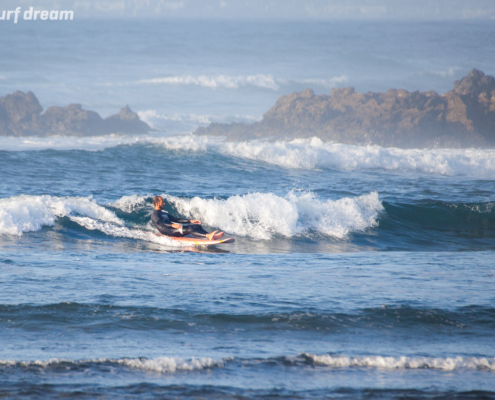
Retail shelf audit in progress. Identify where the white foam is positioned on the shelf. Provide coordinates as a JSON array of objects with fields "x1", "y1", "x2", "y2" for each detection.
[
  {"x1": 0, "y1": 134, "x2": 145, "y2": 152},
  {"x1": 116, "y1": 356, "x2": 223, "y2": 372},
  {"x1": 137, "y1": 110, "x2": 214, "y2": 128},
  {"x1": 0, "y1": 195, "x2": 122, "y2": 236},
  {"x1": 109, "y1": 194, "x2": 151, "y2": 213},
  {"x1": 137, "y1": 110, "x2": 260, "y2": 130},
  {"x1": 68, "y1": 217, "x2": 183, "y2": 247},
  {"x1": 1, "y1": 354, "x2": 493, "y2": 373},
  {"x1": 217, "y1": 137, "x2": 495, "y2": 178},
  {"x1": 304, "y1": 353, "x2": 495, "y2": 371},
  {"x1": 3, "y1": 134, "x2": 493, "y2": 178},
  {"x1": 297, "y1": 75, "x2": 348, "y2": 87},
  {"x1": 164, "y1": 191, "x2": 383, "y2": 240},
  {"x1": 136, "y1": 74, "x2": 279, "y2": 90},
  {"x1": 0, "y1": 356, "x2": 224, "y2": 373},
  {"x1": 0, "y1": 194, "x2": 193, "y2": 247}
]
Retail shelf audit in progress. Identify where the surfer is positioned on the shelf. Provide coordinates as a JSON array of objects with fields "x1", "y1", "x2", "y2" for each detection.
[{"x1": 151, "y1": 196, "x2": 224, "y2": 240}]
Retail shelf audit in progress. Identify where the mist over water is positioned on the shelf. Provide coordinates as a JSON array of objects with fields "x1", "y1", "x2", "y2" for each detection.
[{"x1": 1, "y1": 19, "x2": 495, "y2": 399}]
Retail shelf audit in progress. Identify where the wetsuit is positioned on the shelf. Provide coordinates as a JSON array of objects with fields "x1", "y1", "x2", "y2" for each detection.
[{"x1": 151, "y1": 209, "x2": 210, "y2": 238}]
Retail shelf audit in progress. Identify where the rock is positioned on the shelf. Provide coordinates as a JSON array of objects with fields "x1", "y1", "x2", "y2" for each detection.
[
  {"x1": 195, "y1": 69, "x2": 495, "y2": 148},
  {"x1": 41, "y1": 104, "x2": 106, "y2": 136},
  {"x1": 0, "y1": 91, "x2": 43, "y2": 136},
  {"x1": 104, "y1": 105, "x2": 150, "y2": 135},
  {"x1": 0, "y1": 92, "x2": 151, "y2": 137}
]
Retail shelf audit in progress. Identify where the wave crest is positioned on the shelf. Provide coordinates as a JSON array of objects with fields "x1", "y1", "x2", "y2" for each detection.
[
  {"x1": 0, "y1": 195, "x2": 122, "y2": 236},
  {"x1": 2, "y1": 135, "x2": 494, "y2": 179},
  {"x1": 165, "y1": 191, "x2": 383, "y2": 239},
  {"x1": 1, "y1": 354, "x2": 493, "y2": 373},
  {"x1": 0, "y1": 356, "x2": 224, "y2": 373},
  {"x1": 136, "y1": 74, "x2": 278, "y2": 90},
  {"x1": 217, "y1": 137, "x2": 495, "y2": 178},
  {"x1": 302, "y1": 353, "x2": 495, "y2": 371}
]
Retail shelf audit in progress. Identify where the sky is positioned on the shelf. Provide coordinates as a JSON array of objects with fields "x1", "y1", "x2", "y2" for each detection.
[{"x1": 1, "y1": 0, "x2": 495, "y2": 20}]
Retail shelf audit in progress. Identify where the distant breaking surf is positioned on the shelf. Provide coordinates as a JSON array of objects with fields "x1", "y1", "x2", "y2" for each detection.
[
  {"x1": 1, "y1": 135, "x2": 494, "y2": 178},
  {"x1": 1, "y1": 353, "x2": 493, "y2": 373}
]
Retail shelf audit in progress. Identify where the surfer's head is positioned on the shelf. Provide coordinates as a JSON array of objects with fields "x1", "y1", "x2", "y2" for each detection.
[{"x1": 153, "y1": 196, "x2": 164, "y2": 210}]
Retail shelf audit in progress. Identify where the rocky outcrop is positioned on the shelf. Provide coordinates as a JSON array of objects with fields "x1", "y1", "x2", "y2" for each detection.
[
  {"x1": 0, "y1": 91, "x2": 151, "y2": 137},
  {"x1": 195, "y1": 69, "x2": 495, "y2": 148}
]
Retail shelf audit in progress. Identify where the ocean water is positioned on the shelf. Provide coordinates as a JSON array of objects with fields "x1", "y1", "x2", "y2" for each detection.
[{"x1": 1, "y1": 20, "x2": 495, "y2": 399}]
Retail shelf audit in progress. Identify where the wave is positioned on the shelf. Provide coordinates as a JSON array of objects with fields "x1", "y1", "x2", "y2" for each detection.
[
  {"x1": 2, "y1": 135, "x2": 494, "y2": 179},
  {"x1": 137, "y1": 110, "x2": 214, "y2": 127},
  {"x1": 0, "y1": 356, "x2": 224, "y2": 373},
  {"x1": 0, "y1": 195, "x2": 122, "y2": 236},
  {"x1": 135, "y1": 74, "x2": 350, "y2": 91},
  {"x1": 301, "y1": 354, "x2": 495, "y2": 371},
  {"x1": 214, "y1": 137, "x2": 495, "y2": 178},
  {"x1": 0, "y1": 134, "x2": 146, "y2": 152},
  {"x1": 0, "y1": 195, "x2": 184, "y2": 246},
  {"x1": 136, "y1": 74, "x2": 279, "y2": 90},
  {"x1": 137, "y1": 110, "x2": 260, "y2": 130},
  {"x1": 164, "y1": 191, "x2": 383, "y2": 239},
  {"x1": 1, "y1": 353, "x2": 493, "y2": 373},
  {"x1": 0, "y1": 192, "x2": 383, "y2": 242},
  {"x1": 108, "y1": 194, "x2": 151, "y2": 213},
  {"x1": 4, "y1": 303, "x2": 492, "y2": 333},
  {"x1": 2, "y1": 193, "x2": 493, "y2": 247},
  {"x1": 293, "y1": 75, "x2": 348, "y2": 87}
]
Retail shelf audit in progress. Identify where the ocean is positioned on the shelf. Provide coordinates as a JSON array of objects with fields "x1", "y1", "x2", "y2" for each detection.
[{"x1": 0, "y1": 19, "x2": 494, "y2": 399}]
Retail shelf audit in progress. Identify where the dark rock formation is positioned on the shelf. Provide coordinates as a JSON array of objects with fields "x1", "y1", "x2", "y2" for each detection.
[
  {"x1": 0, "y1": 91, "x2": 151, "y2": 137},
  {"x1": 195, "y1": 69, "x2": 495, "y2": 148}
]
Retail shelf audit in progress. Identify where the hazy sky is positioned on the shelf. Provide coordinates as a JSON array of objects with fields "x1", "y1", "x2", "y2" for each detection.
[{"x1": 2, "y1": 0, "x2": 495, "y2": 20}]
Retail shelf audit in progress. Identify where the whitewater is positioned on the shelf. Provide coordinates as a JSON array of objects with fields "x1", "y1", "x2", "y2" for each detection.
[
  {"x1": 2, "y1": 134, "x2": 495, "y2": 178},
  {"x1": 0, "y1": 191, "x2": 384, "y2": 241}
]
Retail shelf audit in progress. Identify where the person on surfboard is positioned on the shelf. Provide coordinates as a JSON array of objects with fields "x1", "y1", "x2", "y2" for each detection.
[{"x1": 151, "y1": 196, "x2": 224, "y2": 240}]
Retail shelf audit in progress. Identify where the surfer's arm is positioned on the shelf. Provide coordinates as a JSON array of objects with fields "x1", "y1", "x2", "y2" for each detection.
[{"x1": 155, "y1": 218, "x2": 182, "y2": 230}]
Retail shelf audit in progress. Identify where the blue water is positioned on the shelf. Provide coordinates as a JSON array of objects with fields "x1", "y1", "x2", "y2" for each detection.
[{"x1": 1, "y1": 20, "x2": 495, "y2": 399}]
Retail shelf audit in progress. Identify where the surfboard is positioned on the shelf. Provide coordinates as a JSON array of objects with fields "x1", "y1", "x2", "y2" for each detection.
[
  {"x1": 136, "y1": 230, "x2": 235, "y2": 246},
  {"x1": 164, "y1": 235, "x2": 235, "y2": 246}
]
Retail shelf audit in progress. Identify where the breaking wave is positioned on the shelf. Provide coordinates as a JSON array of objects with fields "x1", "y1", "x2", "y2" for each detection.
[
  {"x1": 1, "y1": 353, "x2": 493, "y2": 373},
  {"x1": 0, "y1": 356, "x2": 224, "y2": 373},
  {"x1": 137, "y1": 110, "x2": 260, "y2": 130},
  {"x1": 0, "y1": 195, "x2": 182, "y2": 246},
  {"x1": 2, "y1": 135, "x2": 494, "y2": 179},
  {"x1": 0, "y1": 195, "x2": 122, "y2": 236},
  {"x1": 0, "y1": 192, "x2": 383, "y2": 242},
  {"x1": 135, "y1": 74, "x2": 349, "y2": 91},
  {"x1": 214, "y1": 137, "x2": 495, "y2": 178},
  {"x1": 301, "y1": 353, "x2": 495, "y2": 371},
  {"x1": 136, "y1": 74, "x2": 279, "y2": 90},
  {"x1": 164, "y1": 191, "x2": 383, "y2": 240}
]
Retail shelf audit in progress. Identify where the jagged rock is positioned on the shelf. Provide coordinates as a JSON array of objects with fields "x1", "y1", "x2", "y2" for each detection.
[
  {"x1": 195, "y1": 69, "x2": 495, "y2": 148},
  {"x1": 0, "y1": 92, "x2": 151, "y2": 137},
  {"x1": 104, "y1": 105, "x2": 151, "y2": 135}
]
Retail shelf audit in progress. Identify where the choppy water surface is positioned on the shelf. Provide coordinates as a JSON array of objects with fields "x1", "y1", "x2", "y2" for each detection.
[{"x1": 1, "y1": 20, "x2": 494, "y2": 399}]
